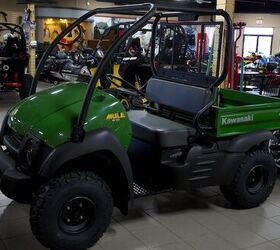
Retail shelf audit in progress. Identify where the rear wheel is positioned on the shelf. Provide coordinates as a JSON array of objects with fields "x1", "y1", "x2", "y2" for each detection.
[
  {"x1": 220, "y1": 150, "x2": 276, "y2": 208},
  {"x1": 30, "y1": 171, "x2": 113, "y2": 250},
  {"x1": 19, "y1": 74, "x2": 33, "y2": 100}
]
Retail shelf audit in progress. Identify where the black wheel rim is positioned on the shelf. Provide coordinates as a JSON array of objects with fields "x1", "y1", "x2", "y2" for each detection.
[
  {"x1": 59, "y1": 197, "x2": 96, "y2": 235},
  {"x1": 246, "y1": 165, "x2": 267, "y2": 194},
  {"x1": 269, "y1": 130, "x2": 280, "y2": 167}
]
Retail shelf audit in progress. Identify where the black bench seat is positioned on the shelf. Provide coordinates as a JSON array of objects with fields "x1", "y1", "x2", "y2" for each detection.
[
  {"x1": 128, "y1": 110, "x2": 196, "y2": 148},
  {"x1": 127, "y1": 78, "x2": 211, "y2": 148}
]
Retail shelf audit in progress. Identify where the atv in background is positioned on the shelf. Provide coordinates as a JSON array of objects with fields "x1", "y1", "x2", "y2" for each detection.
[
  {"x1": 40, "y1": 22, "x2": 153, "y2": 89},
  {"x1": 42, "y1": 49, "x2": 96, "y2": 85},
  {"x1": 0, "y1": 22, "x2": 32, "y2": 99}
]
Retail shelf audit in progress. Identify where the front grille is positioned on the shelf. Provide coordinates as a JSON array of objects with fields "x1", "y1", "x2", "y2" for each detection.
[
  {"x1": 5, "y1": 134, "x2": 23, "y2": 148},
  {"x1": 3, "y1": 128, "x2": 24, "y2": 157},
  {"x1": 2, "y1": 126, "x2": 52, "y2": 175}
]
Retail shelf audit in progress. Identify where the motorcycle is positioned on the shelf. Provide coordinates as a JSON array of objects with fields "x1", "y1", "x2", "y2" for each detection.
[{"x1": 42, "y1": 49, "x2": 97, "y2": 84}]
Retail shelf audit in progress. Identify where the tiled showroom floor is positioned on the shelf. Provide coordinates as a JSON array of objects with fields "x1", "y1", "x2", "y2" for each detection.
[{"x1": 1, "y1": 90, "x2": 280, "y2": 250}]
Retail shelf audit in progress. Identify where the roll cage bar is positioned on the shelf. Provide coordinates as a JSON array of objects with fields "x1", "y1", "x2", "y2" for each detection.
[
  {"x1": 30, "y1": 3, "x2": 233, "y2": 142},
  {"x1": 0, "y1": 12, "x2": 7, "y2": 23},
  {"x1": 0, "y1": 23, "x2": 26, "y2": 49}
]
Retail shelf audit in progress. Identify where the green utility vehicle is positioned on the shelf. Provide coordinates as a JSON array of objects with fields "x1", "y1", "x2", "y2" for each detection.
[{"x1": 0, "y1": 4, "x2": 279, "y2": 250}]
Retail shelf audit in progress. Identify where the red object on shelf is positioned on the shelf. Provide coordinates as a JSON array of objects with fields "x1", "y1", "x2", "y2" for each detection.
[
  {"x1": 118, "y1": 28, "x2": 125, "y2": 38},
  {"x1": 3, "y1": 82, "x2": 23, "y2": 88},
  {"x1": 13, "y1": 71, "x2": 20, "y2": 82},
  {"x1": 227, "y1": 22, "x2": 246, "y2": 90},
  {"x1": 196, "y1": 33, "x2": 207, "y2": 60},
  {"x1": 60, "y1": 38, "x2": 73, "y2": 50}
]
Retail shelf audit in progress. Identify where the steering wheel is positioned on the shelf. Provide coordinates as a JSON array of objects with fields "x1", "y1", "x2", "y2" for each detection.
[
  {"x1": 58, "y1": 25, "x2": 82, "y2": 46},
  {"x1": 105, "y1": 74, "x2": 145, "y2": 97},
  {"x1": 105, "y1": 74, "x2": 148, "y2": 110}
]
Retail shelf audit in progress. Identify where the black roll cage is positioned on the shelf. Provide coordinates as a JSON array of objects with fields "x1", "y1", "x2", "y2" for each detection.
[
  {"x1": 0, "y1": 12, "x2": 7, "y2": 23},
  {"x1": 29, "y1": 3, "x2": 233, "y2": 142}
]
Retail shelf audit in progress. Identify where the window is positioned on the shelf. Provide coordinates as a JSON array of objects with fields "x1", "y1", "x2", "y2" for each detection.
[
  {"x1": 244, "y1": 27, "x2": 273, "y2": 35},
  {"x1": 243, "y1": 27, "x2": 274, "y2": 57}
]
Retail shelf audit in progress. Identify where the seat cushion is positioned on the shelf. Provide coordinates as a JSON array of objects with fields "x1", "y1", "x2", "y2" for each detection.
[
  {"x1": 128, "y1": 110, "x2": 196, "y2": 148},
  {"x1": 146, "y1": 78, "x2": 211, "y2": 115}
]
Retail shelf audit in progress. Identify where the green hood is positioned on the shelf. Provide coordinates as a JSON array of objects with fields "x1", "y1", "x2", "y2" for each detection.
[
  {"x1": 8, "y1": 83, "x2": 132, "y2": 149},
  {"x1": 8, "y1": 83, "x2": 86, "y2": 133}
]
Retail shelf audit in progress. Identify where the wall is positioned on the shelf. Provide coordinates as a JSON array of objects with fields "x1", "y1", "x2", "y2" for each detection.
[
  {"x1": 0, "y1": 0, "x2": 115, "y2": 40},
  {"x1": 0, "y1": 0, "x2": 115, "y2": 18},
  {"x1": 37, "y1": 0, "x2": 115, "y2": 9},
  {"x1": 234, "y1": 13, "x2": 280, "y2": 56},
  {"x1": 0, "y1": 1, "x2": 25, "y2": 11},
  {"x1": 0, "y1": 2, "x2": 26, "y2": 24},
  {"x1": 0, "y1": 0, "x2": 118, "y2": 24}
]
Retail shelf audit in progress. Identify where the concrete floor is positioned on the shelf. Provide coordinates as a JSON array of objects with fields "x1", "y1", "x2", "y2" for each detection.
[{"x1": 1, "y1": 90, "x2": 280, "y2": 250}]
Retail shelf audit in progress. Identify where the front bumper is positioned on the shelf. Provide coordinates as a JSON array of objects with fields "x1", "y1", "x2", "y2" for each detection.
[{"x1": 0, "y1": 146, "x2": 32, "y2": 202}]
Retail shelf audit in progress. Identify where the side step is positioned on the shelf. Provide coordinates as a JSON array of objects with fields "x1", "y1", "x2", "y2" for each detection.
[{"x1": 133, "y1": 183, "x2": 173, "y2": 199}]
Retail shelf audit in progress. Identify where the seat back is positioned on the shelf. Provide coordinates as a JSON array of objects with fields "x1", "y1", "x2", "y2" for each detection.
[{"x1": 146, "y1": 78, "x2": 211, "y2": 115}]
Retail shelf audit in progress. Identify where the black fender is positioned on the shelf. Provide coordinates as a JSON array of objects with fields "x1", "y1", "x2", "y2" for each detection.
[
  {"x1": 39, "y1": 128, "x2": 134, "y2": 202},
  {"x1": 223, "y1": 130, "x2": 275, "y2": 153}
]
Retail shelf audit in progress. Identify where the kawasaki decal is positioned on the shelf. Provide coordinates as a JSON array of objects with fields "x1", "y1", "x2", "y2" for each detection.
[{"x1": 222, "y1": 114, "x2": 254, "y2": 126}]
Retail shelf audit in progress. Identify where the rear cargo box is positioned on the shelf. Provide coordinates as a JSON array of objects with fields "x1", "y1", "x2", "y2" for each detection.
[{"x1": 213, "y1": 89, "x2": 280, "y2": 137}]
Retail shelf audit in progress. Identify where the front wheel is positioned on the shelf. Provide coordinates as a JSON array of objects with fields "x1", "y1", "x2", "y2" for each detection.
[
  {"x1": 220, "y1": 150, "x2": 277, "y2": 208},
  {"x1": 30, "y1": 171, "x2": 113, "y2": 250}
]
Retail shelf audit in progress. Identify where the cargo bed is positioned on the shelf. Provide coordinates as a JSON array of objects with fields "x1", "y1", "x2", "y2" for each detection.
[{"x1": 213, "y1": 89, "x2": 280, "y2": 137}]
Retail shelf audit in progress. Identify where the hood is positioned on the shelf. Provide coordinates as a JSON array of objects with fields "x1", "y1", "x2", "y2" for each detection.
[
  {"x1": 8, "y1": 83, "x2": 87, "y2": 135},
  {"x1": 7, "y1": 83, "x2": 132, "y2": 149}
]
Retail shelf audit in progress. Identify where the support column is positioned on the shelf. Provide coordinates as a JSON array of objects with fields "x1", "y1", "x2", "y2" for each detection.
[
  {"x1": 216, "y1": 0, "x2": 235, "y2": 88},
  {"x1": 28, "y1": 4, "x2": 36, "y2": 77}
]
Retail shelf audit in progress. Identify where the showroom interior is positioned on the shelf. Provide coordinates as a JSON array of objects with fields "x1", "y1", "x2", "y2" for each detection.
[{"x1": 1, "y1": 0, "x2": 280, "y2": 250}]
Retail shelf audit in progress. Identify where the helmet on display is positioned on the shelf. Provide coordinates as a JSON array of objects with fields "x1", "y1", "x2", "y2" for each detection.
[{"x1": 3, "y1": 32, "x2": 14, "y2": 45}]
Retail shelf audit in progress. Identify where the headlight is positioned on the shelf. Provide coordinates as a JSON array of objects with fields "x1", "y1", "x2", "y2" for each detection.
[{"x1": 20, "y1": 138, "x2": 41, "y2": 173}]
